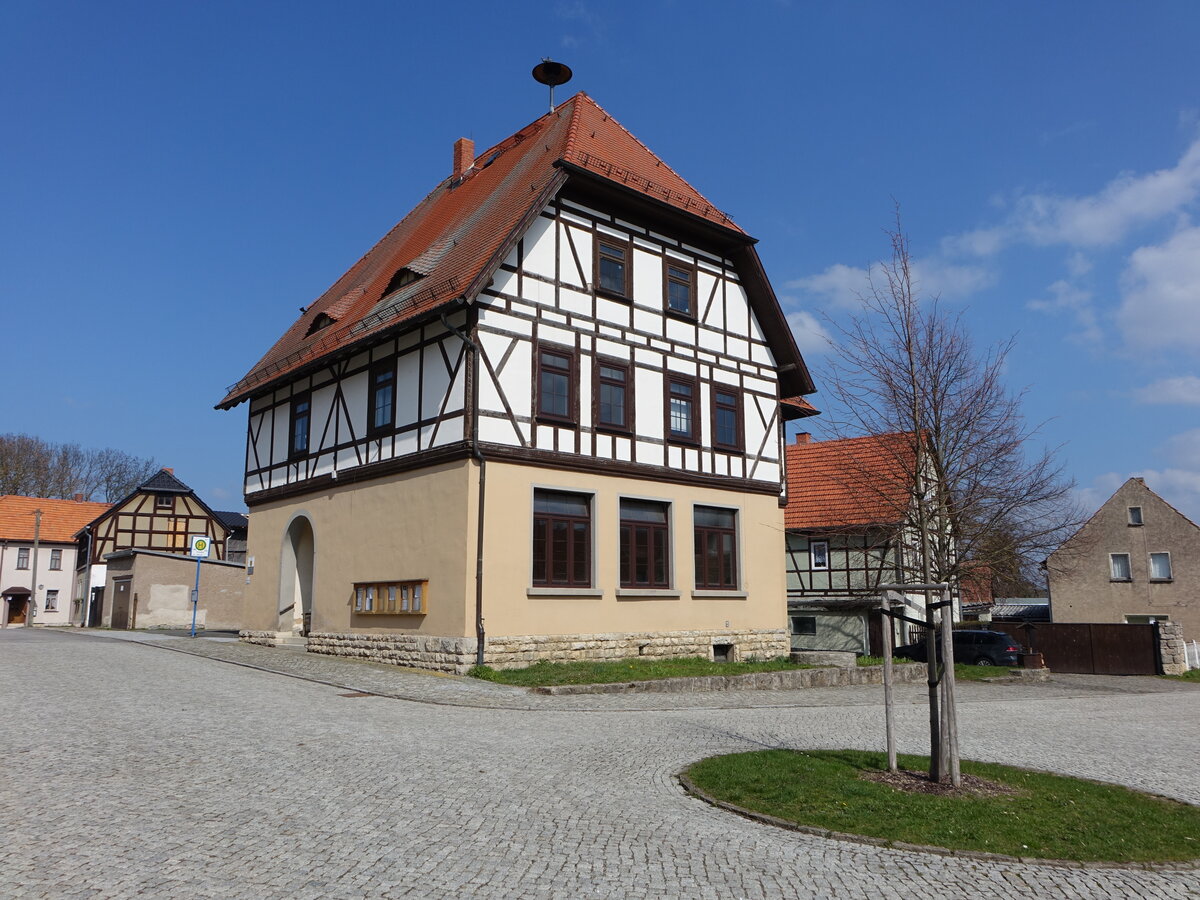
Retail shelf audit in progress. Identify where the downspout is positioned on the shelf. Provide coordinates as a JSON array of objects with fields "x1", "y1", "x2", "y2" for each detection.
[
  {"x1": 80, "y1": 527, "x2": 94, "y2": 627},
  {"x1": 440, "y1": 309, "x2": 487, "y2": 667}
]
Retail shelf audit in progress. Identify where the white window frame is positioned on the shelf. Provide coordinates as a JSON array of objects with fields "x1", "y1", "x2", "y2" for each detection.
[
  {"x1": 1149, "y1": 552, "x2": 1173, "y2": 581},
  {"x1": 1109, "y1": 552, "x2": 1132, "y2": 581},
  {"x1": 44, "y1": 589, "x2": 59, "y2": 612},
  {"x1": 811, "y1": 540, "x2": 830, "y2": 571}
]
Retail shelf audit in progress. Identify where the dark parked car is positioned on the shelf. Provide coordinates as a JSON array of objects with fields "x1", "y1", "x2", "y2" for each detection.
[{"x1": 894, "y1": 630, "x2": 1024, "y2": 666}]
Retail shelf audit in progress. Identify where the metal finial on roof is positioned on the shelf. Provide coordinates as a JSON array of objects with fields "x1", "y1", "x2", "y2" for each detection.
[{"x1": 532, "y1": 59, "x2": 573, "y2": 113}]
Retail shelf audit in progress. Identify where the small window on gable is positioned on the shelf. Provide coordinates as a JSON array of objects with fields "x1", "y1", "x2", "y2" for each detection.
[
  {"x1": 305, "y1": 312, "x2": 336, "y2": 337},
  {"x1": 155, "y1": 494, "x2": 173, "y2": 510},
  {"x1": 595, "y1": 238, "x2": 630, "y2": 299},
  {"x1": 664, "y1": 259, "x2": 695, "y2": 317},
  {"x1": 1128, "y1": 506, "x2": 1143, "y2": 526}
]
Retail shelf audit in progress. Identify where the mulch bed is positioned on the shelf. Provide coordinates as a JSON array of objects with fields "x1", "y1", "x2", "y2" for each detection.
[{"x1": 862, "y1": 768, "x2": 1025, "y2": 798}]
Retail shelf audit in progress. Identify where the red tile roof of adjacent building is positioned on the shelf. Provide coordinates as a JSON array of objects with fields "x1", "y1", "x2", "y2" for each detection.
[
  {"x1": 0, "y1": 495, "x2": 113, "y2": 543},
  {"x1": 785, "y1": 433, "x2": 916, "y2": 530},
  {"x1": 218, "y1": 92, "x2": 809, "y2": 410}
]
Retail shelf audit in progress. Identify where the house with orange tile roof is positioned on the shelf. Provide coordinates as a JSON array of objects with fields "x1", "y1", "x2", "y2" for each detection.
[
  {"x1": 784, "y1": 431, "x2": 944, "y2": 654},
  {"x1": 218, "y1": 91, "x2": 818, "y2": 671},
  {"x1": 0, "y1": 494, "x2": 111, "y2": 626}
]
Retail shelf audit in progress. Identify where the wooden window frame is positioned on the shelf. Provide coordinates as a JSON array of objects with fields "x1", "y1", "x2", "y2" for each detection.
[
  {"x1": 810, "y1": 540, "x2": 829, "y2": 571},
  {"x1": 536, "y1": 343, "x2": 578, "y2": 426},
  {"x1": 367, "y1": 361, "x2": 396, "y2": 438},
  {"x1": 532, "y1": 489, "x2": 592, "y2": 588},
  {"x1": 663, "y1": 258, "x2": 697, "y2": 318},
  {"x1": 694, "y1": 505, "x2": 738, "y2": 590},
  {"x1": 154, "y1": 494, "x2": 173, "y2": 511},
  {"x1": 288, "y1": 392, "x2": 311, "y2": 461},
  {"x1": 49, "y1": 549, "x2": 62, "y2": 571},
  {"x1": 594, "y1": 236, "x2": 632, "y2": 300},
  {"x1": 619, "y1": 499, "x2": 671, "y2": 589},
  {"x1": 711, "y1": 386, "x2": 743, "y2": 452},
  {"x1": 593, "y1": 357, "x2": 632, "y2": 435},
  {"x1": 353, "y1": 579, "x2": 428, "y2": 615},
  {"x1": 665, "y1": 374, "x2": 700, "y2": 446}
]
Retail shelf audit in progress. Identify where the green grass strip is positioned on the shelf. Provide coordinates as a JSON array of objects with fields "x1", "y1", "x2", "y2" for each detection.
[
  {"x1": 685, "y1": 749, "x2": 1200, "y2": 862},
  {"x1": 467, "y1": 656, "x2": 812, "y2": 686}
]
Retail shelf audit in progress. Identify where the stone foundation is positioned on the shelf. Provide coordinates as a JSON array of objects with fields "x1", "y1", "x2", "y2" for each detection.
[
  {"x1": 295, "y1": 628, "x2": 791, "y2": 675},
  {"x1": 1157, "y1": 622, "x2": 1188, "y2": 676},
  {"x1": 239, "y1": 630, "x2": 278, "y2": 647}
]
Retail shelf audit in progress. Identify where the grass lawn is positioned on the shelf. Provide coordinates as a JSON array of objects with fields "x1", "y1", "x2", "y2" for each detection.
[
  {"x1": 856, "y1": 656, "x2": 1013, "y2": 681},
  {"x1": 1163, "y1": 668, "x2": 1200, "y2": 682},
  {"x1": 467, "y1": 656, "x2": 811, "y2": 686},
  {"x1": 684, "y1": 749, "x2": 1200, "y2": 862}
]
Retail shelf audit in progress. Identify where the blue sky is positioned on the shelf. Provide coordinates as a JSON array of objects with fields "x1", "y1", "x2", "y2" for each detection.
[{"x1": 3, "y1": 1, "x2": 1198, "y2": 520}]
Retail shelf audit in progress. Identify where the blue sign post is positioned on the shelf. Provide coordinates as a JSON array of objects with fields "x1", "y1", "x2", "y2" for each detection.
[{"x1": 188, "y1": 536, "x2": 211, "y2": 637}]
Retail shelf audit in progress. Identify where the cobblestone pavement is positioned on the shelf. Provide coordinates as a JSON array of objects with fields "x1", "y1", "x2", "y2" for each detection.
[{"x1": 2, "y1": 629, "x2": 1197, "y2": 899}]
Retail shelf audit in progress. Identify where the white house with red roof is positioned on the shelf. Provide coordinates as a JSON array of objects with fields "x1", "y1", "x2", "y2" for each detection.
[
  {"x1": 219, "y1": 91, "x2": 818, "y2": 671},
  {"x1": 0, "y1": 495, "x2": 111, "y2": 626}
]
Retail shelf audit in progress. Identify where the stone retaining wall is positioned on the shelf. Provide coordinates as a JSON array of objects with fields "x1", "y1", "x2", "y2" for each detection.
[
  {"x1": 536, "y1": 662, "x2": 930, "y2": 695},
  {"x1": 239, "y1": 630, "x2": 277, "y2": 647},
  {"x1": 1158, "y1": 622, "x2": 1188, "y2": 676},
  {"x1": 293, "y1": 628, "x2": 791, "y2": 675}
]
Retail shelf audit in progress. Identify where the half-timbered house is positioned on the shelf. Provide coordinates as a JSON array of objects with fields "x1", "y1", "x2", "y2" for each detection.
[
  {"x1": 219, "y1": 92, "x2": 817, "y2": 672},
  {"x1": 784, "y1": 432, "x2": 928, "y2": 654},
  {"x1": 74, "y1": 468, "x2": 236, "y2": 628}
]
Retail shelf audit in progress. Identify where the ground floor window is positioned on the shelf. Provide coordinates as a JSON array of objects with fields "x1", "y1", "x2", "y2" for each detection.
[
  {"x1": 619, "y1": 499, "x2": 670, "y2": 588},
  {"x1": 790, "y1": 615, "x2": 817, "y2": 635},
  {"x1": 694, "y1": 505, "x2": 738, "y2": 589},
  {"x1": 44, "y1": 589, "x2": 59, "y2": 612},
  {"x1": 532, "y1": 490, "x2": 592, "y2": 587}
]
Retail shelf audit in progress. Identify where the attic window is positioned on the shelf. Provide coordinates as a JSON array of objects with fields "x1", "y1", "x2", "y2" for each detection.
[
  {"x1": 482, "y1": 150, "x2": 501, "y2": 168},
  {"x1": 305, "y1": 312, "x2": 336, "y2": 336},
  {"x1": 383, "y1": 267, "x2": 423, "y2": 298}
]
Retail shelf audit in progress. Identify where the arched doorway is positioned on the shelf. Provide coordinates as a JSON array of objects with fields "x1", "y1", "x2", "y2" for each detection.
[
  {"x1": 279, "y1": 516, "x2": 315, "y2": 635},
  {"x1": 3, "y1": 588, "x2": 31, "y2": 626}
]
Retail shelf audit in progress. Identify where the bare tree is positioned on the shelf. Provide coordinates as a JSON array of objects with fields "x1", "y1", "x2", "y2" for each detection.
[
  {"x1": 0, "y1": 434, "x2": 157, "y2": 501},
  {"x1": 818, "y1": 214, "x2": 1083, "y2": 590}
]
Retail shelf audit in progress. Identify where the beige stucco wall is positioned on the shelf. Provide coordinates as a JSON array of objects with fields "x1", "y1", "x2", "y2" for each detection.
[
  {"x1": 1049, "y1": 478, "x2": 1200, "y2": 641},
  {"x1": 102, "y1": 551, "x2": 245, "y2": 630},
  {"x1": 241, "y1": 459, "x2": 475, "y2": 638},
  {"x1": 479, "y1": 460, "x2": 787, "y2": 640}
]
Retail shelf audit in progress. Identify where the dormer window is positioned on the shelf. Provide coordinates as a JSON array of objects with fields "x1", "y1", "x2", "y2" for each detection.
[
  {"x1": 1128, "y1": 506, "x2": 1143, "y2": 526},
  {"x1": 305, "y1": 312, "x2": 335, "y2": 337},
  {"x1": 382, "y1": 267, "x2": 423, "y2": 298}
]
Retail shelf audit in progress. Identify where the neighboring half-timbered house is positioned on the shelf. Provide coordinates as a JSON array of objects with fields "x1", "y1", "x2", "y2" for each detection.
[
  {"x1": 784, "y1": 432, "x2": 928, "y2": 654},
  {"x1": 74, "y1": 468, "x2": 235, "y2": 627},
  {"x1": 219, "y1": 92, "x2": 818, "y2": 672}
]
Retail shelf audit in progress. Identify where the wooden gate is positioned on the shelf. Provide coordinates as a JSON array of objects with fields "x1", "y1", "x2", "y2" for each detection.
[{"x1": 990, "y1": 622, "x2": 1158, "y2": 675}]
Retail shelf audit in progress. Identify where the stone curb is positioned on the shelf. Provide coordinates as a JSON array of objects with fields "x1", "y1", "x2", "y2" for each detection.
[
  {"x1": 677, "y1": 772, "x2": 1200, "y2": 871},
  {"x1": 533, "y1": 663, "x2": 930, "y2": 695}
]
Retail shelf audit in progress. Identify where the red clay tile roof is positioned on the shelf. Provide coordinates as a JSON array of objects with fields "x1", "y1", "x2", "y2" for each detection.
[
  {"x1": 218, "y1": 93, "x2": 806, "y2": 410},
  {"x1": 0, "y1": 495, "x2": 112, "y2": 543},
  {"x1": 781, "y1": 396, "x2": 820, "y2": 419},
  {"x1": 785, "y1": 433, "x2": 916, "y2": 530}
]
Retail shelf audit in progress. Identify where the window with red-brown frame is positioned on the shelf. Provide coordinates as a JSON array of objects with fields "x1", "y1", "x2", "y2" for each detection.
[
  {"x1": 532, "y1": 490, "x2": 592, "y2": 587},
  {"x1": 694, "y1": 505, "x2": 738, "y2": 590},
  {"x1": 536, "y1": 344, "x2": 577, "y2": 425},
  {"x1": 711, "y1": 387, "x2": 743, "y2": 451},
  {"x1": 594, "y1": 359, "x2": 631, "y2": 433},
  {"x1": 619, "y1": 499, "x2": 670, "y2": 589},
  {"x1": 595, "y1": 237, "x2": 632, "y2": 299},
  {"x1": 666, "y1": 375, "x2": 699, "y2": 444}
]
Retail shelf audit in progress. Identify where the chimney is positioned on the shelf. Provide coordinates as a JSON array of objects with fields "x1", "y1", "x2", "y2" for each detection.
[
  {"x1": 74, "y1": 493, "x2": 84, "y2": 502},
  {"x1": 453, "y1": 138, "x2": 474, "y2": 179},
  {"x1": 795, "y1": 433, "x2": 812, "y2": 444},
  {"x1": 163, "y1": 467, "x2": 174, "y2": 475}
]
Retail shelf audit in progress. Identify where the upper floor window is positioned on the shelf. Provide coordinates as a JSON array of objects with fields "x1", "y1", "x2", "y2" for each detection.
[
  {"x1": 289, "y1": 393, "x2": 311, "y2": 459},
  {"x1": 811, "y1": 541, "x2": 829, "y2": 570},
  {"x1": 1109, "y1": 553, "x2": 1131, "y2": 581},
  {"x1": 664, "y1": 260, "x2": 695, "y2": 317},
  {"x1": 49, "y1": 549, "x2": 62, "y2": 570},
  {"x1": 1127, "y1": 506, "x2": 1143, "y2": 526},
  {"x1": 712, "y1": 388, "x2": 742, "y2": 451},
  {"x1": 532, "y1": 489, "x2": 591, "y2": 587},
  {"x1": 1149, "y1": 552, "x2": 1173, "y2": 581},
  {"x1": 537, "y1": 345, "x2": 576, "y2": 424},
  {"x1": 620, "y1": 499, "x2": 670, "y2": 589},
  {"x1": 16, "y1": 548, "x2": 29, "y2": 569},
  {"x1": 667, "y1": 376, "x2": 698, "y2": 444},
  {"x1": 694, "y1": 506, "x2": 738, "y2": 590},
  {"x1": 595, "y1": 238, "x2": 630, "y2": 298},
  {"x1": 595, "y1": 360, "x2": 631, "y2": 432},
  {"x1": 369, "y1": 363, "x2": 396, "y2": 436},
  {"x1": 155, "y1": 494, "x2": 173, "y2": 510}
]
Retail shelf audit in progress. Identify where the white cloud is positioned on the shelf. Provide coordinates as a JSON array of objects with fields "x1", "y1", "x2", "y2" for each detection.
[
  {"x1": 1026, "y1": 280, "x2": 1102, "y2": 344},
  {"x1": 1077, "y1": 431, "x2": 1200, "y2": 524},
  {"x1": 1163, "y1": 428, "x2": 1200, "y2": 470},
  {"x1": 1116, "y1": 224, "x2": 1200, "y2": 351},
  {"x1": 946, "y1": 136, "x2": 1200, "y2": 256},
  {"x1": 786, "y1": 263, "x2": 867, "y2": 309},
  {"x1": 786, "y1": 310, "x2": 832, "y2": 356},
  {"x1": 1130, "y1": 376, "x2": 1200, "y2": 405}
]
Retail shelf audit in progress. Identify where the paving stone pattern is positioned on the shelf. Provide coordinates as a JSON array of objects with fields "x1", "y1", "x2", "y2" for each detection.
[{"x1": 2, "y1": 628, "x2": 1198, "y2": 899}]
